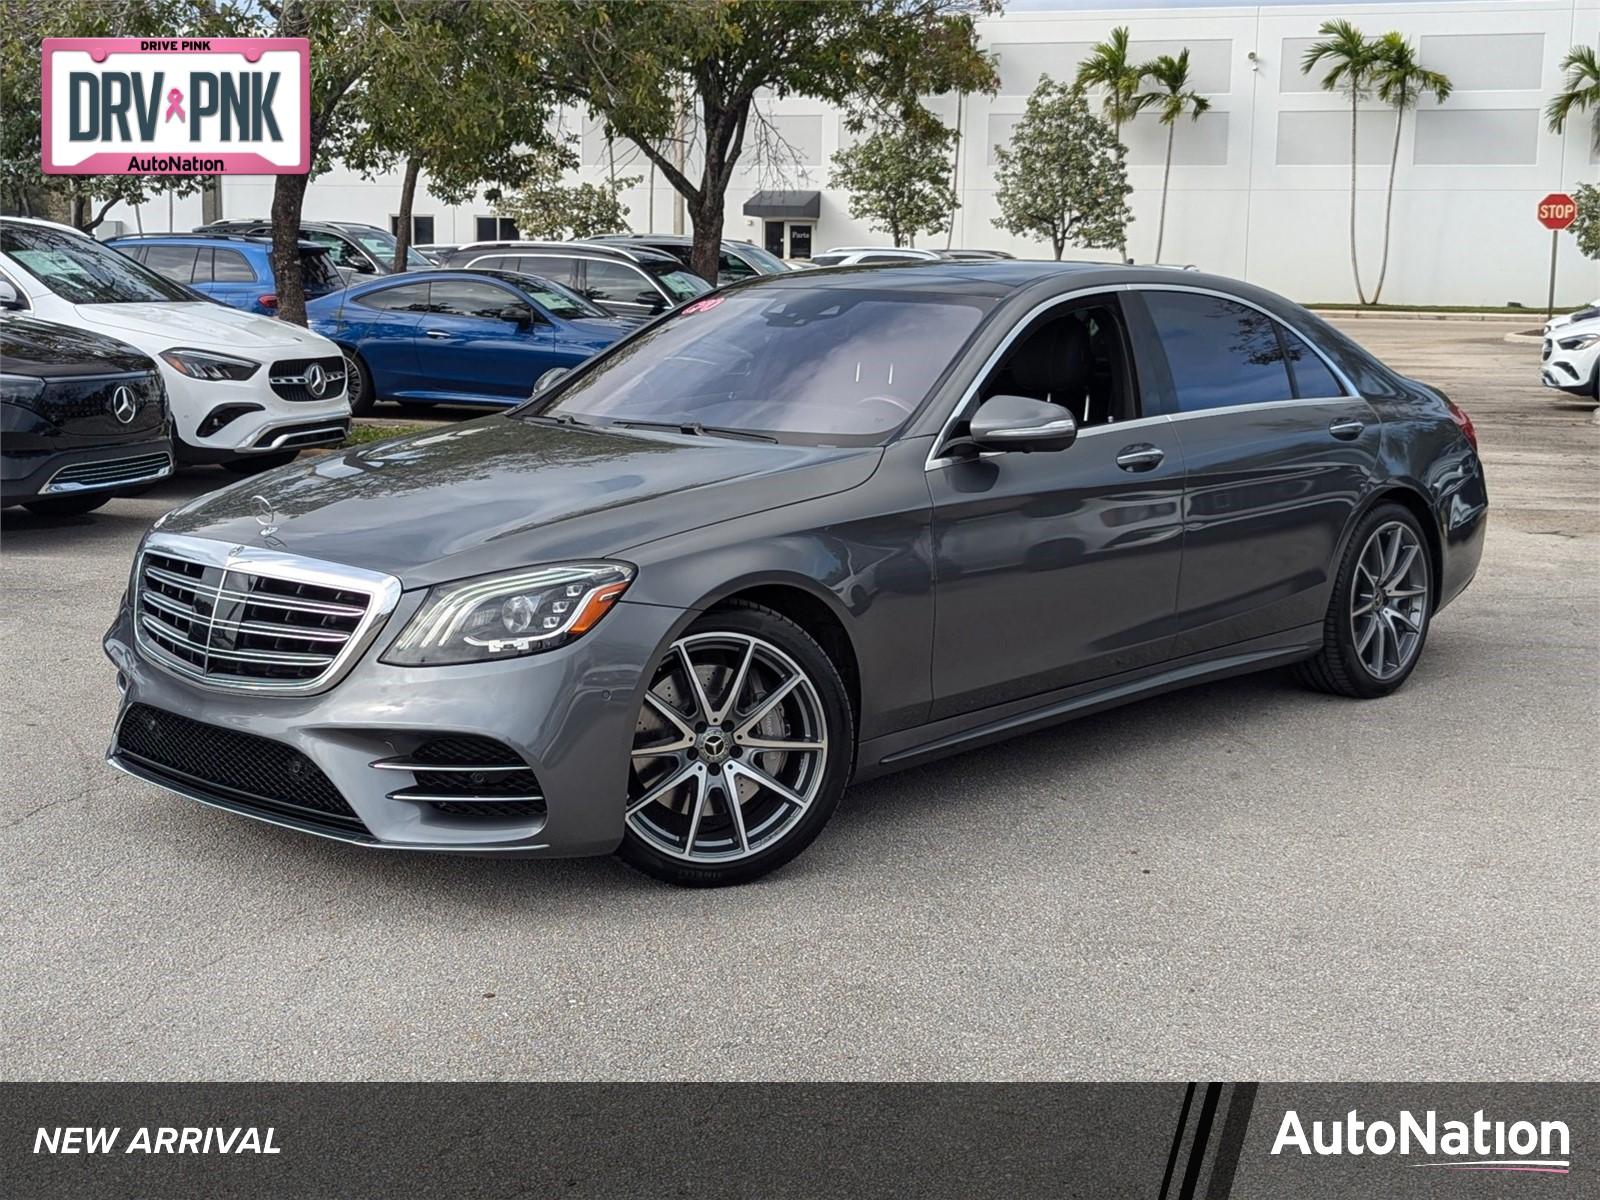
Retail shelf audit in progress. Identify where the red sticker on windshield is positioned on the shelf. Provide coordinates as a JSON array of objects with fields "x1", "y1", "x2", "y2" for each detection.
[{"x1": 681, "y1": 296, "x2": 724, "y2": 315}]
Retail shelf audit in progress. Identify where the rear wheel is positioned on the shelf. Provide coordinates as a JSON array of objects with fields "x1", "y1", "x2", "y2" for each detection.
[
  {"x1": 1295, "y1": 503, "x2": 1433, "y2": 698},
  {"x1": 21, "y1": 493, "x2": 110, "y2": 517},
  {"x1": 344, "y1": 350, "x2": 376, "y2": 416},
  {"x1": 617, "y1": 603, "x2": 853, "y2": 887},
  {"x1": 221, "y1": 451, "x2": 297, "y2": 476}
]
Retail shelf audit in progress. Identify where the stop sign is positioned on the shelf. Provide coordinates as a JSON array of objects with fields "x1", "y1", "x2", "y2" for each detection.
[{"x1": 1537, "y1": 192, "x2": 1577, "y2": 230}]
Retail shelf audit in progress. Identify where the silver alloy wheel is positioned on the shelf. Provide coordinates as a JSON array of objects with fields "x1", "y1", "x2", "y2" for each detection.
[
  {"x1": 1350, "y1": 520, "x2": 1429, "y2": 681},
  {"x1": 344, "y1": 355, "x2": 365, "y2": 407},
  {"x1": 626, "y1": 632, "x2": 829, "y2": 864}
]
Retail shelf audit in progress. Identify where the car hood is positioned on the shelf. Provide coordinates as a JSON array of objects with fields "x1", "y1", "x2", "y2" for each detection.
[
  {"x1": 564, "y1": 316, "x2": 634, "y2": 345},
  {"x1": 157, "y1": 415, "x2": 882, "y2": 588},
  {"x1": 72, "y1": 302, "x2": 334, "y2": 350}
]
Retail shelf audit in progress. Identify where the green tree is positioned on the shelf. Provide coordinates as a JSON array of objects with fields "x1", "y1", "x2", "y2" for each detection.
[
  {"x1": 0, "y1": 0, "x2": 242, "y2": 229},
  {"x1": 991, "y1": 77, "x2": 1130, "y2": 260},
  {"x1": 829, "y1": 122, "x2": 957, "y2": 247},
  {"x1": 1302, "y1": 19, "x2": 1380, "y2": 304},
  {"x1": 1569, "y1": 182, "x2": 1600, "y2": 261},
  {"x1": 1135, "y1": 50, "x2": 1210, "y2": 263},
  {"x1": 1074, "y1": 25, "x2": 1145, "y2": 260},
  {"x1": 1369, "y1": 32, "x2": 1450, "y2": 303},
  {"x1": 501, "y1": 141, "x2": 638, "y2": 239},
  {"x1": 1546, "y1": 45, "x2": 1600, "y2": 153},
  {"x1": 531, "y1": 0, "x2": 998, "y2": 282}
]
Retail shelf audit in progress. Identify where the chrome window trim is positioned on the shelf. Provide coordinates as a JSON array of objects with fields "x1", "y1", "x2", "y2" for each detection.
[
  {"x1": 925, "y1": 284, "x2": 1130, "y2": 471},
  {"x1": 465, "y1": 252, "x2": 666, "y2": 302},
  {"x1": 1126, "y1": 281, "x2": 1361, "y2": 402},
  {"x1": 132, "y1": 532, "x2": 403, "y2": 696},
  {"x1": 1165, "y1": 395, "x2": 1357, "y2": 422}
]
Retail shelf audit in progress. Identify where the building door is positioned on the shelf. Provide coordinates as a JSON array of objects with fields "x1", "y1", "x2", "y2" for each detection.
[
  {"x1": 786, "y1": 223, "x2": 813, "y2": 259},
  {"x1": 763, "y1": 221, "x2": 815, "y2": 259},
  {"x1": 764, "y1": 221, "x2": 785, "y2": 258}
]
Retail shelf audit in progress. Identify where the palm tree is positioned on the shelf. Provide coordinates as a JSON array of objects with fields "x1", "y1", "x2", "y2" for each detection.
[
  {"x1": 1370, "y1": 33, "x2": 1451, "y2": 303},
  {"x1": 1136, "y1": 50, "x2": 1210, "y2": 263},
  {"x1": 1076, "y1": 27, "x2": 1146, "y2": 261},
  {"x1": 1302, "y1": 20, "x2": 1379, "y2": 304},
  {"x1": 1547, "y1": 45, "x2": 1600, "y2": 153}
]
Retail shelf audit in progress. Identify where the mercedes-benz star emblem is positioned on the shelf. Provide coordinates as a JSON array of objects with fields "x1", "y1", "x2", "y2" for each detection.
[
  {"x1": 304, "y1": 362, "x2": 327, "y2": 399},
  {"x1": 253, "y1": 495, "x2": 279, "y2": 537},
  {"x1": 110, "y1": 385, "x2": 138, "y2": 424}
]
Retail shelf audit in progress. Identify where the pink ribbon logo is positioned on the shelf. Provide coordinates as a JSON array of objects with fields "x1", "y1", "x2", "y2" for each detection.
[{"x1": 164, "y1": 87, "x2": 185, "y2": 123}]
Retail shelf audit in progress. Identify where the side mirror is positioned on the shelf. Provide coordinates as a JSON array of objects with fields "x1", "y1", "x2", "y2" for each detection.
[
  {"x1": 0, "y1": 279, "x2": 24, "y2": 310},
  {"x1": 968, "y1": 394, "x2": 1078, "y2": 453},
  {"x1": 351, "y1": 259, "x2": 377, "y2": 275},
  {"x1": 532, "y1": 367, "x2": 568, "y2": 396},
  {"x1": 499, "y1": 304, "x2": 533, "y2": 327}
]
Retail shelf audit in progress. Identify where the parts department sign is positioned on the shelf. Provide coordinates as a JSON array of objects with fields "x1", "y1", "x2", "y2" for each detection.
[{"x1": 41, "y1": 38, "x2": 309, "y2": 175}]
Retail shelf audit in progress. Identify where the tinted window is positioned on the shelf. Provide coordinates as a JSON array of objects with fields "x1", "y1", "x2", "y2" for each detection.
[
  {"x1": 810, "y1": 254, "x2": 846, "y2": 266},
  {"x1": 585, "y1": 260, "x2": 657, "y2": 307},
  {"x1": 504, "y1": 255, "x2": 577, "y2": 288},
  {"x1": 304, "y1": 230, "x2": 366, "y2": 270},
  {"x1": 646, "y1": 263, "x2": 712, "y2": 300},
  {"x1": 144, "y1": 245, "x2": 200, "y2": 282},
  {"x1": 1281, "y1": 326, "x2": 1345, "y2": 398},
  {"x1": 470, "y1": 256, "x2": 510, "y2": 272},
  {"x1": 358, "y1": 282, "x2": 431, "y2": 312},
  {"x1": 212, "y1": 248, "x2": 256, "y2": 282},
  {"x1": 718, "y1": 252, "x2": 757, "y2": 282},
  {"x1": 300, "y1": 250, "x2": 340, "y2": 288},
  {"x1": 1143, "y1": 292, "x2": 1294, "y2": 412},
  {"x1": 543, "y1": 287, "x2": 996, "y2": 444},
  {"x1": 428, "y1": 279, "x2": 520, "y2": 320},
  {"x1": 190, "y1": 247, "x2": 214, "y2": 283},
  {"x1": 2, "y1": 224, "x2": 193, "y2": 304},
  {"x1": 347, "y1": 226, "x2": 428, "y2": 268},
  {"x1": 509, "y1": 278, "x2": 603, "y2": 321},
  {"x1": 732, "y1": 243, "x2": 787, "y2": 274}
]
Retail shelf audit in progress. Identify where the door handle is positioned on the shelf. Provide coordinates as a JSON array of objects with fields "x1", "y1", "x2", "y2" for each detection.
[
  {"x1": 424, "y1": 329, "x2": 451, "y2": 339},
  {"x1": 1115, "y1": 444, "x2": 1165, "y2": 472},
  {"x1": 1328, "y1": 418, "x2": 1365, "y2": 440}
]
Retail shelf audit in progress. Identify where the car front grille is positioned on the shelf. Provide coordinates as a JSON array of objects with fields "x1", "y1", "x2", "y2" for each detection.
[
  {"x1": 115, "y1": 703, "x2": 366, "y2": 833},
  {"x1": 44, "y1": 450, "x2": 172, "y2": 494},
  {"x1": 372, "y1": 735, "x2": 546, "y2": 819},
  {"x1": 268, "y1": 356, "x2": 347, "y2": 403},
  {"x1": 132, "y1": 537, "x2": 397, "y2": 693}
]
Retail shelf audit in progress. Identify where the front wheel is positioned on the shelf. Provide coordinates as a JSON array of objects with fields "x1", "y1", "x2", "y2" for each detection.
[
  {"x1": 618, "y1": 602, "x2": 853, "y2": 887},
  {"x1": 1295, "y1": 503, "x2": 1434, "y2": 698},
  {"x1": 343, "y1": 350, "x2": 376, "y2": 416}
]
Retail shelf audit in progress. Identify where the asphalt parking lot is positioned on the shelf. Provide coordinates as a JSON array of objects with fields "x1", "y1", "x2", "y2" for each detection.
[{"x1": 2, "y1": 318, "x2": 1596, "y2": 1082}]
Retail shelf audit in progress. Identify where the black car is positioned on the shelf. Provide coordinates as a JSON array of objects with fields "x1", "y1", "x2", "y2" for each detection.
[
  {"x1": 2, "y1": 315, "x2": 172, "y2": 516},
  {"x1": 195, "y1": 219, "x2": 430, "y2": 276},
  {"x1": 105, "y1": 262, "x2": 1486, "y2": 886},
  {"x1": 584, "y1": 234, "x2": 791, "y2": 284},
  {"x1": 436, "y1": 241, "x2": 712, "y2": 320}
]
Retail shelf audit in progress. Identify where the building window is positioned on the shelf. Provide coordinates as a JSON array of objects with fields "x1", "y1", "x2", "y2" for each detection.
[
  {"x1": 475, "y1": 216, "x2": 519, "y2": 242},
  {"x1": 389, "y1": 214, "x2": 437, "y2": 243}
]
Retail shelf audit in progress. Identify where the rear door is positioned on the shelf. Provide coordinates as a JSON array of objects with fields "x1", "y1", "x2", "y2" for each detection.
[
  {"x1": 416, "y1": 278, "x2": 553, "y2": 403},
  {"x1": 1130, "y1": 287, "x2": 1381, "y2": 656}
]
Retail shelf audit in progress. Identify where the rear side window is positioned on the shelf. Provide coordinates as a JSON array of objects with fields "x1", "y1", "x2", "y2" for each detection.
[
  {"x1": 1281, "y1": 326, "x2": 1345, "y2": 398},
  {"x1": 358, "y1": 282, "x2": 431, "y2": 312},
  {"x1": 584, "y1": 259, "x2": 654, "y2": 305},
  {"x1": 505, "y1": 255, "x2": 577, "y2": 288},
  {"x1": 143, "y1": 245, "x2": 200, "y2": 283},
  {"x1": 212, "y1": 248, "x2": 256, "y2": 282},
  {"x1": 1142, "y1": 292, "x2": 1294, "y2": 412}
]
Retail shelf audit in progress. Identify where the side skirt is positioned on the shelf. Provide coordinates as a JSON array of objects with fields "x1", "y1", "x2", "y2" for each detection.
[{"x1": 852, "y1": 623, "x2": 1323, "y2": 782}]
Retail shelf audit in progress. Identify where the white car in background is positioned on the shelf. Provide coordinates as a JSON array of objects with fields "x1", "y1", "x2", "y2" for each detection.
[
  {"x1": 1541, "y1": 308, "x2": 1600, "y2": 401},
  {"x1": 809, "y1": 246, "x2": 944, "y2": 267},
  {"x1": 0, "y1": 217, "x2": 350, "y2": 474}
]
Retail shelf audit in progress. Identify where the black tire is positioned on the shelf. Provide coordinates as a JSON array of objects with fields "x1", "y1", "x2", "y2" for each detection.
[
  {"x1": 21, "y1": 492, "x2": 111, "y2": 517},
  {"x1": 1295, "y1": 502, "x2": 1434, "y2": 699},
  {"x1": 343, "y1": 350, "x2": 376, "y2": 416},
  {"x1": 617, "y1": 601, "x2": 854, "y2": 887},
  {"x1": 221, "y1": 451, "x2": 298, "y2": 476}
]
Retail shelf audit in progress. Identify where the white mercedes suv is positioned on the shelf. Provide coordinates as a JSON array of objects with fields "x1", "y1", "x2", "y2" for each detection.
[
  {"x1": 0, "y1": 217, "x2": 350, "y2": 473},
  {"x1": 1542, "y1": 305, "x2": 1600, "y2": 402}
]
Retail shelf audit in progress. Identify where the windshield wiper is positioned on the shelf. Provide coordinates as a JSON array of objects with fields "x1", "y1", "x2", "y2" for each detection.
[{"x1": 607, "y1": 418, "x2": 776, "y2": 443}]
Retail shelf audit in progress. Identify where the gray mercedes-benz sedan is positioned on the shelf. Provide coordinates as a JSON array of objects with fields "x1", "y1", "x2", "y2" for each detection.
[{"x1": 104, "y1": 261, "x2": 1488, "y2": 886}]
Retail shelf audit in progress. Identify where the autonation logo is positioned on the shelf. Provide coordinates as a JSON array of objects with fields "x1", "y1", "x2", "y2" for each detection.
[{"x1": 1272, "y1": 1109, "x2": 1571, "y2": 1175}]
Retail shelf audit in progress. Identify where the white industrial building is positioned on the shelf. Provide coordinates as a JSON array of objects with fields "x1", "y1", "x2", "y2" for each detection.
[{"x1": 110, "y1": 0, "x2": 1600, "y2": 306}]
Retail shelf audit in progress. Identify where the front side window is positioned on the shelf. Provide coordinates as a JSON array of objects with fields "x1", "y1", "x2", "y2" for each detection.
[
  {"x1": 977, "y1": 299, "x2": 1138, "y2": 429},
  {"x1": 540, "y1": 286, "x2": 996, "y2": 444},
  {"x1": 1, "y1": 223, "x2": 193, "y2": 304},
  {"x1": 357, "y1": 282, "x2": 432, "y2": 313},
  {"x1": 1142, "y1": 291, "x2": 1295, "y2": 413},
  {"x1": 427, "y1": 279, "x2": 522, "y2": 320}
]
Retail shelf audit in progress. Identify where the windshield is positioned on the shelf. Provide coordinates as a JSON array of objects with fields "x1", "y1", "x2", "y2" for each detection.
[
  {"x1": 645, "y1": 264, "x2": 712, "y2": 301},
  {"x1": 347, "y1": 227, "x2": 431, "y2": 268},
  {"x1": 1, "y1": 223, "x2": 194, "y2": 304},
  {"x1": 542, "y1": 286, "x2": 995, "y2": 444},
  {"x1": 301, "y1": 249, "x2": 340, "y2": 288},
  {"x1": 512, "y1": 276, "x2": 606, "y2": 320},
  {"x1": 733, "y1": 243, "x2": 788, "y2": 274}
]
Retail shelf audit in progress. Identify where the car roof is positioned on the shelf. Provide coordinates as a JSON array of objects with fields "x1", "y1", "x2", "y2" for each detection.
[
  {"x1": 456, "y1": 240, "x2": 682, "y2": 266},
  {"x1": 738, "y1": 257, "x2": 1271, "y2": 298},
  {"x1": 0, "y1": 215, "x2": 92, "y2": 238},
  {"x1": 106, "y1": 232, "x2": 323, "y2": 252},
  {"x1": 588, "y1": 234, "x2": 760, "y2": 251}
]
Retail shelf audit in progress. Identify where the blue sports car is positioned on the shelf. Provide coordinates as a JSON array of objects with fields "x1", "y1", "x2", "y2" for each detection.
[{"x1": 307, "y1": 269, "x2": 634, "y2": 413}]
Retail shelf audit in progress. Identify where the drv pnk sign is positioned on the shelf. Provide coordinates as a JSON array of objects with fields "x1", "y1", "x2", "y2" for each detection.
[{"x1": 41, "y1": 38, "x2": 309, "y2": 175}]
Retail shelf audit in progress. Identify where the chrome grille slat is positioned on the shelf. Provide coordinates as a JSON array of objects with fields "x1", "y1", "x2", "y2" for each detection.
[
  {"x1": 132, "y1": 534, "x2": 400, "y2": 694},
  {"x1": 43, "y1": 451, "x2": 173, "y2": 494}
]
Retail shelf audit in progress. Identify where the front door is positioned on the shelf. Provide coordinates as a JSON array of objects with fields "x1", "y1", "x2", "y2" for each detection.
[
  {"x1": 927, "y1": 295, "x2": 1186, "y2": 720},
  {"x1": 415, "y1": 278, "x2": 552, "y2": 403},
  {"x1": 1131, "y1": 288, "x2": 1383, "y2": 655}
]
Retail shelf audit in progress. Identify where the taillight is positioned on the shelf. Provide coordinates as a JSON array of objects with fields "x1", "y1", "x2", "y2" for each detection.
[
  {"x1": 258, "y1": 293, "x2": 279, "y2": 311},
  {"x1": 1443, "y1": 396, "x2": 1477, "y2": 452}
]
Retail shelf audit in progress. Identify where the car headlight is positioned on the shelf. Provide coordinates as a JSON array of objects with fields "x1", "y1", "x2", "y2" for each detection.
[
  {"x1": 382, "y1": 562, "x2": 634, "y2": 666},
  {"x1": 160, "y1": 348, "x2": 261, "y2": 381},
  {"x1": 1557, "y1": 333, "x2": 1599, "y2": 351},
  {"x1": 0, "y1": 373, "x2": 45, "y2": 406}
]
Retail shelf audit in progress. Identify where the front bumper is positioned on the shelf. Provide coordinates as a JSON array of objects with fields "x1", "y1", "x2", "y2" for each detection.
[
  {"x1": 103, "y1": 592, "x2": 688, "y2": 857},
  {"x1": 2, "y1": 436, "x2": 174, "y2": 506},
  {"x1": 1540, "y1": 341, "x2": 1599, "y2": 398}
]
